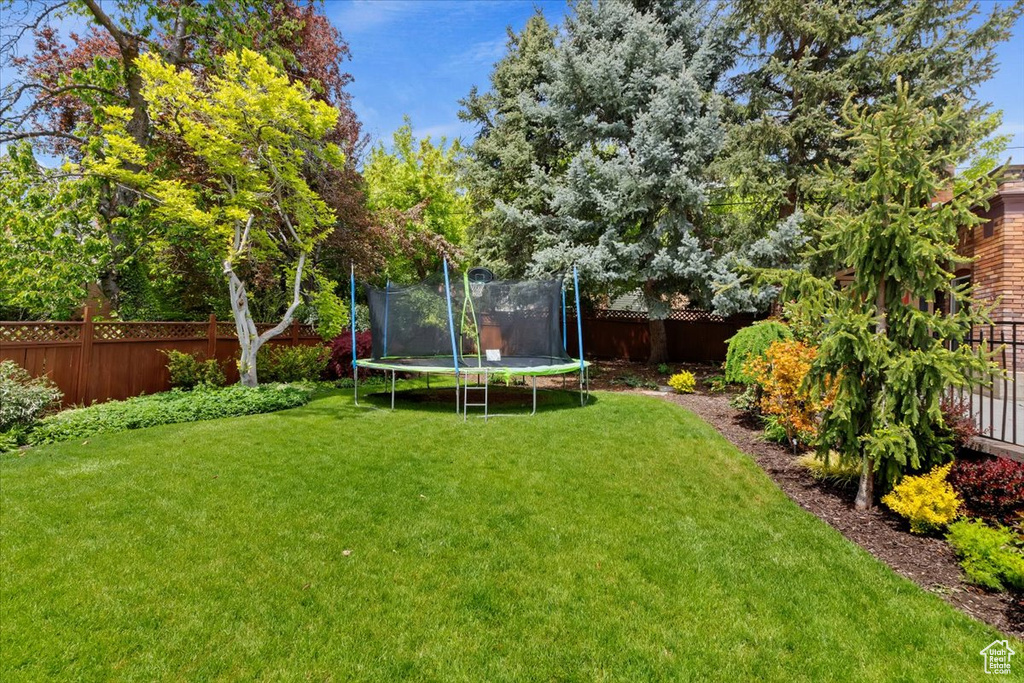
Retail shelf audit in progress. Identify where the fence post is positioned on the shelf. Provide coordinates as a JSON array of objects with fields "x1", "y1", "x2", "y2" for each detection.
[
  {"x1": 207, "y1": 314, "x2": 217, "y2": 358},
  {"x1": 291, "y1": 319, "x2": 300, "y2": 346},
  {"x1": 76, "y1": 307, "x2": 94, "y2": 405}
]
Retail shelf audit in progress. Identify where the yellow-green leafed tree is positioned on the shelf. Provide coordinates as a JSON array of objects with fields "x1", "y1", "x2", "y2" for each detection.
[
  {"x1": 362, "y1": 121, "x2": 472, "y2": 281},
  {"x1": 87, "y1": 49, "x2": 345, "y2": 386}
]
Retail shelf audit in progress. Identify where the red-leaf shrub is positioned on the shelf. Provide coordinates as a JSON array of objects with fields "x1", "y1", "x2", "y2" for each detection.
[
  {"x1": 327, "y1": 331, "x2": 372, "y2": 379},
  {"x1": 949, "y1": 457, "x2": 1024, "y2": 527},
  {"x1": 939, "y1": 396, "x2": 979, "y2": 450}
]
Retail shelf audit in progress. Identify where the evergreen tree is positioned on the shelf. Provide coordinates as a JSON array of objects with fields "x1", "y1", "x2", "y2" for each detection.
[
  {"x1": 523, "y1": 0, "x2": 733, "y2": 363},
  {"x1": 781, "y1": 81, "x2": 998, "y2": 509},
  {"x1": 722, "y1": 0, "x2": 1021, "y2": 228},
  {"x1": 458, "y1": 12, "x2": 559, "y2": 278}
]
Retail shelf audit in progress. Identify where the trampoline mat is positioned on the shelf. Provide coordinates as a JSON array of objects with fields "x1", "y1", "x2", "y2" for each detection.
[{"x1": 356, "y1": 356, "x2": 587, "y2": 376}]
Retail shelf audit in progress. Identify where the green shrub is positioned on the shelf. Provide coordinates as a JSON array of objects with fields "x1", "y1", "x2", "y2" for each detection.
[
  {"x1": 946, "y1": 519, "x2": 1024, "y2": 592},
  {"x1": 258, "y1": 344, "x2": 330, "y2": 382},
  {"x1": 29, "y1": 384, "x2": 312, "y2": 445},
  {"x1": 657, "y1": 363, "x2": 671, "y2": 375},
  {"x1": 729, "y1": 385, "x2": 758, "y2": 412},
  {"x1": 612, "y1": 374, "x2": 657, "y2": 390},
  {"x1": 667, "y1": 371, "x2": 696, "y2": 394},
  {"x1": 723, "y1": 321, "x2": 792, "y2": 385},
  {"x1": 0, "y1": 360, "x2": 62, "y2": 447},
  {"x1": 762, "y1": 414, "x2": 790, "y2": 445},
  {"x1": 704, "y1": 374, "x2": 728, "y2": 393},
  {"x1": 354, "y1": 303, "x2": 371, "y2": 333},
  {"x1": 163, "y1": 350, "x2": 226, "y2": 389}
]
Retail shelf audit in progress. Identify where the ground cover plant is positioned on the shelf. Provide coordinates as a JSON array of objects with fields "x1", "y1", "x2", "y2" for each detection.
[
  {"x1": 27, "y1": 385, "x2": 312, "y2": 446},
  {"x1": 1, "y1": 387, "x2": 1015, "y2": 680}
]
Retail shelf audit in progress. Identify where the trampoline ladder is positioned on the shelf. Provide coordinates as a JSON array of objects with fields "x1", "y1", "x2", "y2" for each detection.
[{"x1": 462, "y1": 370, "x2": 489, "y2": 421}]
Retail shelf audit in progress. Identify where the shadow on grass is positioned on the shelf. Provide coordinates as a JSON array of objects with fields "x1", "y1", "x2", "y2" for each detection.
[
  {"x1": 364, "y1": 385, "x2": 598, "y2": 417},
  {"x1": 286, "y1": 382, "x2": 599, "y2": 421}
]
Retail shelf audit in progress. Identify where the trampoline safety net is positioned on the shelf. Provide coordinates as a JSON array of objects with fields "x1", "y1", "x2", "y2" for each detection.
[{"x1": 364, "y1": 273, "x2": 571, "y2": 370}]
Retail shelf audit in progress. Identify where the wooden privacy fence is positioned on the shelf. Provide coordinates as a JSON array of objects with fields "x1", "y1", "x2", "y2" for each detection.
[
  {"x1": 0, "y1": 310, "x2": 323, "y2": 406},
  {"x1": 3, "y1": 307, "x2": 753, "y2": 407},
  {"x1": 567, "y1": 309, "x2": 756, "y2": 363}
]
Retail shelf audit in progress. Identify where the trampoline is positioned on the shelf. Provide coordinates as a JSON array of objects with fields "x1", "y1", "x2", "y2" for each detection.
[{"x1": 348, "y1": 262, "x2": 590, "y2": 419}]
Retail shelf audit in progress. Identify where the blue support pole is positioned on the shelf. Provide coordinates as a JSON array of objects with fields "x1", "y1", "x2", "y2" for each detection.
[
  {"x1": 383, "y1": 280, "x2": 390, "y2": 357},
  {"x1": 573, "y1": 266, "x2": 584, "y2": 373},
  {"x1": 442, "y1": 260, "x2": 460, "y2": 414},
  {"x1": 561, "y1": 281, "x2": 567, "y2": 351},
  {"x1": 350, "y1": 263, "x2": 359, "y2": 406},
  {"x1": 350, "y1": 264, "x2": 357, "y2": 368},
  {"x1": 442, "y1": 260, "x2": 460, "y2": 372}
]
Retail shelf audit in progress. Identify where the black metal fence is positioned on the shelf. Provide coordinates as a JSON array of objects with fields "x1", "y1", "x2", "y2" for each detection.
[{"x1": 952, "y1": 321, "x2": 1022, "y2": 447}]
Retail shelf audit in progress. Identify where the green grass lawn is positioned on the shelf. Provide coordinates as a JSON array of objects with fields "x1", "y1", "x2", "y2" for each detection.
[{"x1": 1, "y1": 386, "x2": 1017, "y2": 681}]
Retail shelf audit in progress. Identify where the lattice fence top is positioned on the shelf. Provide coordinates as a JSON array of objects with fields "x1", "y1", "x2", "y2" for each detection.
[
  {"x1": 589, "y1": 308, "x2": 740, "y2": 323},
  {"x1": 2, "y1": 319, "x2": 322, "y2": 344},
  {"x1": 0, "y1": 322, "x2": 82, "y2": 344},
  {"x1": 93, "y1": 322, "x2": 207, "y2": 341},
  {"x1": 215, "y1": 322, "x2": 237, "y2": 338}
]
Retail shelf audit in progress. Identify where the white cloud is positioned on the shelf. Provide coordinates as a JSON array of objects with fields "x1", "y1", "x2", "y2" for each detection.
[
  {"x1": 414, "y1": 121, "x2": 474, "y2": 143},
  {"x1": 435, "y1": 35, "x2": 508, "y2": 75},
  {"x1": 328, "y1": 0, "x2": 432, "y2": 35}
]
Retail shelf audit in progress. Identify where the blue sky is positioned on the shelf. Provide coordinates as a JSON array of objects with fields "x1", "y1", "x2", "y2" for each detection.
[
  {"x1": 326, "y1": 0, "x2": 565, "y2": 145},
  {"x1": 330, "y1": 0, "x2": 1024, "y2": 163}
]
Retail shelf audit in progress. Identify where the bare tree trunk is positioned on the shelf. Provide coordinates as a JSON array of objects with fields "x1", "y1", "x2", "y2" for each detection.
[
  {"x1": 226, "y1": 264, "x2": 260, "y2": 387},
  {"x1": 855, "y1": 456, "x2": 874, "y2": 510},
  {"x1": 855, "y1": 276, "x2": 888, "y2": 511},
  {"x1": 224, "y1": 243, "x2": 306, "y2": 388},
  {"x1": 648, "y1": 318, "x2": 668, "y2": 365},
  {"x1": 643, "y1": 280, "x2": 668, "y2": 364}
]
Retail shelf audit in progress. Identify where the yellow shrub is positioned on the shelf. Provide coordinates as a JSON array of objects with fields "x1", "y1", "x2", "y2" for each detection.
[
  {"x1": 668, "y1": 371, "x2": 696, "y2": 394},
  {"x1": 882, "y1": 463, "x2": 962, "y2": 534}
]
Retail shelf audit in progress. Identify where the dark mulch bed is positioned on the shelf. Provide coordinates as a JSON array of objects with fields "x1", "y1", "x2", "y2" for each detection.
[
  {"x1": 536, "y1": 359, "x2": 719, "y2": 392},
  {"x1": 654, "y1": 389, "x2": 1023, "y2": 638}
]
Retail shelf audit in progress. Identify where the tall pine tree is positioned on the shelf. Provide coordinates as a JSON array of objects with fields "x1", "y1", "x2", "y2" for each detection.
[
  {"x1": 781, "y1": 81, "x2": 998, "y2": 509},
  {"x1": 722, "y1": 0, "x2": 1021, "y2": 229},
  {"x1": 522, "y1": 0, "x2": 733, "y2": 363},
  {"x1": 458, "y1": 12, "x2": 559, "y2": 278}
]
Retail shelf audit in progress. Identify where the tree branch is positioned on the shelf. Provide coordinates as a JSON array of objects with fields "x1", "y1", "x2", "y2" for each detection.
[
  {"x1": 0, "y1": 82, "x2": 120, "y2": 118},
  {"x1": 81, "y1": 0, "x2": 130, "y2": 50},
  {"x1": 0, "y1": 1, "x2": 73, "y2": 56},
  {"x1": 0, "y1": 129, "x2": 86, "y2": 145},
  {"x1": 259, "y1": 251, "x2": 306, "y2": 344}
]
